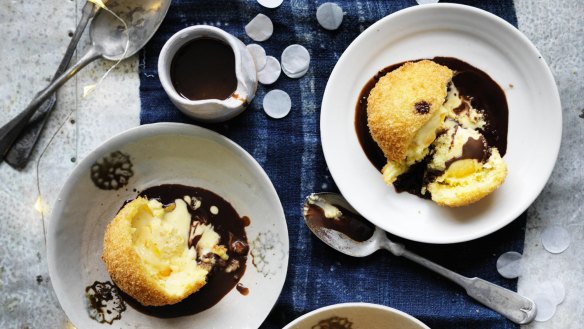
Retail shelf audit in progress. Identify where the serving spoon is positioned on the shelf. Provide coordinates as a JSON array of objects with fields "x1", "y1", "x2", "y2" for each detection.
[
  {"x1": 303, "y1": 192, "x2": 537, "y2": 325},
  {"x1": 0, "y1": 0, "x2": 171, "y2": 160}
]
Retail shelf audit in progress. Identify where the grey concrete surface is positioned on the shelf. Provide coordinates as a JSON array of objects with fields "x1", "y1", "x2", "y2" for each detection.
[{"x1": 515, "y1": 0, "x2": 584, "y2": 328}]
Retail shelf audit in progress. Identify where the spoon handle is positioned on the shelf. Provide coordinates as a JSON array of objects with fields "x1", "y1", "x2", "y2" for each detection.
[
  {"x1": 399, "y1": 249, "x2": 536, "y2": 324},
  {"x1": 30, "y1": 46, "x2": 102, "y2": 111},
  {"x1": 4, "y1": 1, "x2": 99, "y2": 169},
  {"x1": 0, "y1": 46, "x2": 101, "y2": 160}
]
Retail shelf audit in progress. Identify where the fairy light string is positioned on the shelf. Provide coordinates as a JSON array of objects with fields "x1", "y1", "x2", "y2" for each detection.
[
  {"x1": 35, "y1": 0, "x2": 130, "y2": 242},
  {"x1": 83, "y1": 0, "x2": 130, "y2": 97}
]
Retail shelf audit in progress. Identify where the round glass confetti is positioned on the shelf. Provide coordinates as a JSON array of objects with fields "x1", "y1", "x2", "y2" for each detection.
[
  {"x1": 245, "y1": 14, "x2": 273, "y2": 42},
  {"x1": 246, "y1": 44, "x2": 267, "y2": 71},
  {"x1": 416, "y1": 0, "x2": 439, "y2": 4},
  {"x1": 282, "y1": 63, "x2": 309, "y2": 79},
  {"x1": 540, "y1": 280, "x2": 566, "y2": 305},
  {"x1": 263, "y1": 89, "x2": 291, "y2": 119},
  {"x1": 257, "y1": 0, "x2": 283, "y2": 9},
  {"x1": 281, "y1": 44, "x2": 310, "y2": 76},
  {"x1": 496, "y1": 251, "x2": 523, "y2": 279},
  {"x1": 541, "y1": 226, "x2": 571, "y2": 254},
  {"x1": 257, "y1": 56, "x2": 281, "y2": 85},
  {"x1": 533, "y1": 294, "x2": 557, "y2": 322},
  {"x1": 316, "y1": 2, "x2": 344, "y2": 30}
]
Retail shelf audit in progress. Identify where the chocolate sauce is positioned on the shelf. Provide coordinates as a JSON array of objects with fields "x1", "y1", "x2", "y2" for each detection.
[
  {"x1": 121, "y1": 184, "x2": 249, "y2": 318},
  {"x1": 355, "y1": 57, "x2": 508, "y2": 197},
  {"x1": 236, "y1": 283, "x2": 249, "y2": 296},
  {"x1": 90, "y1": 151, "x2": 133, "y2": 190},
  {"x1": 170, "y1": 38, "x2": 237, "y2": 101},
  {"x1": 305, "y1": 203, "x2": 375, "y2": 242},
  {"x1": 445, "y1": 136, "x2": 489, "y2": 168},
  {"x1": 435, "y1": 57, "x2": 508, "y2": 154},
  {"x1": 434, "y1": 57, "x2": 508, "y2": 154},
  {"x1": 453, "y1": 100, "x2": 470, "y2": 115}
]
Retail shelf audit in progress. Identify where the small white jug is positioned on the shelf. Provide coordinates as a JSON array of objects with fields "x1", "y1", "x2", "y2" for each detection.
[{"x1": 158, "y1": 25, "x2": 258, "y2": 122}]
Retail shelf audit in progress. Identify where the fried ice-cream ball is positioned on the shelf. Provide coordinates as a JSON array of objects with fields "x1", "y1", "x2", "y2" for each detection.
[
  {"x1": 102, "y1": 197, "x2": 222, "y2": 306},
  {"x1": 367, "y1": 60, "x2": 453, "y2": 184},
  {"x1": 426, "y1": 124, "x2": 507, "y2": 207}
]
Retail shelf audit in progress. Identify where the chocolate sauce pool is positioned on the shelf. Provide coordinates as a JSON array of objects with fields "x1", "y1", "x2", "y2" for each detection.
[
  {"x1": 170, "y1": 38, "x2": 237, "y2": 101},
  {"x1": 121, "y1": 184, "x2": 249, "y2": 318},
  {"x1": 355, "y1": 57, "x2": 508, "y2": 197}
]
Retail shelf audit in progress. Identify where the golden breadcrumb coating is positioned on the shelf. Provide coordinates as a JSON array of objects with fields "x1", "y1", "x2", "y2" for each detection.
[
  {"x1": 102, "y1": 197, "x2": 208, "y2": 306},
  {"x1": 367, "y1": 60, "x2": 453, "y2": 163},
  {"x1": 427, "y1": 149, "x2": 507, "y2": 207}
]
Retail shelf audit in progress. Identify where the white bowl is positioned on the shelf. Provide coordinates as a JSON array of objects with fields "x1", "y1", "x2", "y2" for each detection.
[
  {"x1": 47, "y1": 123, "x2": 288, "y2": 328},
  {"x1": 320, "y1": 4, "x2": 562, "y2": 243},
  {"x1": 283, "y1": 303, "x2": 430, "y2": 329},
  {"x1": 158, "y1": 25, "x2": 258, "y2": 122}
]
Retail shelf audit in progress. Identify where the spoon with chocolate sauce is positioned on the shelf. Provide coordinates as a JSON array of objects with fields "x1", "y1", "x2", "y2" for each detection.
[{"x1": 303, "y1": 193, "x2": 536, "y2": 325}]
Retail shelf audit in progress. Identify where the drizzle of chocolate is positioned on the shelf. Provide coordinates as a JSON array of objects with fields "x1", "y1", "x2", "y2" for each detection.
[
  {"x1": 453, "y1": 98, "x2": 470, "y2": 114},
  {"x1": 85, "y1": 281, "x2": 126, "y2": 324},
  {"x1": 189, "y1": 223, "x2": 203, "y2": 249},
  {"x1": 231, "y1": 92, "x2": 249, "y2": 108},
  {"x1": 236, "y1": 283, "x2": 249, "y2": 296},
  {"x1": 414, "y1": 101, "x2": 430, "y2": 114},
  {"x1": 305, "y1": 203, "x2": 375, "y2": 242},
  {"x1": 241, "y1": 215, "x2": 251, "y2": 227},
  {"x1": 445, "y1": 136, "x2": 489, "y2": 169},
  {"x1": 355, "y1": 57, "x2": 508, "y2": 198},
  {"x1": 121, "y1": 184, "x2": 249, "y2": 318},
  {"x1": 393, "y1": 158, "x2": 433, "y2": 198}
]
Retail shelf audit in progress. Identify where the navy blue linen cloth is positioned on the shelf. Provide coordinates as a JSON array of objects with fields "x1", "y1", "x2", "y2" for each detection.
[{"x1": 139, "y1": 1, "x2": 525, "y2": 328}]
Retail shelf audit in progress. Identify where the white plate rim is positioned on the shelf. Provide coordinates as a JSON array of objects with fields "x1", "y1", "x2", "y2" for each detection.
[{"x1": 320, "y1": 3, "x2": 562, "y2": 244}]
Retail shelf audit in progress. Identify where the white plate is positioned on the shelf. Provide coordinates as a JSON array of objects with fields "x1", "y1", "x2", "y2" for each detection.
[
  {"x1": 47, "y1": 123, "x2": 289, "y2": 328},
  {"x1": 283, "y1": 303, "x2": 430, "y2": 329},
  {"x1": 321, "y1": 4, "x2": 561, "y2": 243}
]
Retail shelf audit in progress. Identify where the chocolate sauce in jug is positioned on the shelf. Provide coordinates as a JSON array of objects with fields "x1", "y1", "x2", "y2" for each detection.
[{"x1": 170, "y1": 38, "x2": 237, "y2": 101}]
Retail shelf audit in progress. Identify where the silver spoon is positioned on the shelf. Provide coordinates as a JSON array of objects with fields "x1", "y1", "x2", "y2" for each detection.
[
  {"x1": 3, "y1": 1, "x2": 100, "y2": 169},
  {"x1": 0, "y1": 0, "x2": 171, "y2": 159},
  {"x1": 303, "y1": 192, "x2": 537, "y2": 325}
]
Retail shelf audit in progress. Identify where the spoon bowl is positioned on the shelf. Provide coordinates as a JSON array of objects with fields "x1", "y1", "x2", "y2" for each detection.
[
  {"x1": 303, "y1": 193, "x2": 394, "y2": 257},
  {"x1": 92, "y1": 0, "x2": 171, "y2": 60},
  {"x1": 303, "y1": 192, "x2": 537, "y2": 325}
]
